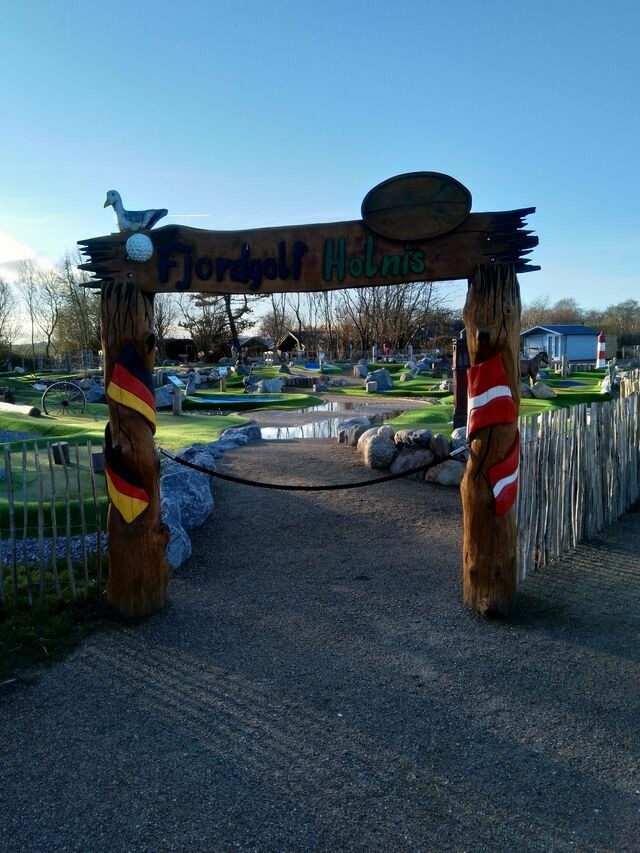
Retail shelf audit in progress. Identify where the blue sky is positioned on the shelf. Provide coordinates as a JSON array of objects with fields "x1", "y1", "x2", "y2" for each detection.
[{"x1": 1, "y1": 0, "x2": 638, "y2": 311}]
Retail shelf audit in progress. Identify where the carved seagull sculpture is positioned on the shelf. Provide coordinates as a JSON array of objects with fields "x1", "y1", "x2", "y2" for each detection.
[{"x1": 103, "y1": 190, "x2": 168, "y2": 232}]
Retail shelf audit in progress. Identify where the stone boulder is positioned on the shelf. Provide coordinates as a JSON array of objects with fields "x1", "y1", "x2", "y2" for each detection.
[
  {"x1": 85, "y1": 385, "x2": 107, "y2": 403},
  {"x1": 160, "y1": 454, "x2": 214, "y2": 530},
  {"x1": 154, "y1": 385, "x2": 174, "y2": 408},
  {"x1": 161, "y1": 496, "x2": 192, "y2": 569},
  {"x1": 389, "y1": 447, "x2": 434, "y2": 480},
  {"x1": 359, "y1": 431, "x2": 398, "y2": 470},
  {"x1": 530, "y1": 381, "x2": 557, "y2": 399},
  {"x1": 520, "y1": 382, "x2": 534, "y2": 398},
  {"x1": 254, "y1": 377, "x2": 286, "y2": 394},
  {"x1": 365, "y1": 368, "x2": 393, "y2": 391},
  {"x1": 377, "y1": 424, "x2": 395, "y2": 440},
  {"x1": 429, "y1": 433, "x2": 451, "y2": 460},
  {"x1": 337, "y1": 417, "x2": 371, "y2": 445},
  {"x1": 357, "y1": 427, "x2": 379, "y2": 451},
  {"x1": 220, "y1": 424, "x2": 262, "y2": 442},
  {"x1": 424, "y1": 459, "x2": 465, "y2": 486},
  {"x1": 394, "y1": 429, "x2": 433, "y2": 449}
]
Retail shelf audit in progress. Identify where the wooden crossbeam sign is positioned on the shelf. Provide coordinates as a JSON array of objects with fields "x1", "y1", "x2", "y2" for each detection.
[
  {"x1": 79, "y1": 172, "x2": 538, "y2": 294},
  {"x1": 78, "y1": 172, "x2": 538, "y2": 619}
]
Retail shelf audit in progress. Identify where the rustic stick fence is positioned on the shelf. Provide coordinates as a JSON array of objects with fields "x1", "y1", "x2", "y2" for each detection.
[
  {"x1": 517, "y1": 390, "x2": 640, "y2": 581},
  {"x1": 0, "y1": 441, "x2": 106, "y2": 607},
  {"x1": 621, "y1": 368, "x2": 640, "y2": 398}
]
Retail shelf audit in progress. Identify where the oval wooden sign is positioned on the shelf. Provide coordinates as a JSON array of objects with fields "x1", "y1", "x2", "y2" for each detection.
[{"x1": 361, "y1": 171, "x2": 472, "y2": 241}]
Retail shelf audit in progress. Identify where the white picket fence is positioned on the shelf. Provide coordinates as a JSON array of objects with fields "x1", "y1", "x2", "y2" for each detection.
[{"x1": 517, "y1": 391, "x2": 640, "y2": 581}]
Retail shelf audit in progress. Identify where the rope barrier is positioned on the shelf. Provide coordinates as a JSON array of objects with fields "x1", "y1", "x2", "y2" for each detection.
[{"x1": 159, "y1": 446, "x2": 466, "y2": 492}]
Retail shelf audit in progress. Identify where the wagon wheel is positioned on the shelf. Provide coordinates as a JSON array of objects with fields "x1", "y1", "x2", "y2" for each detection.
[{"x1": 41, "y1": 381, "x2": 86, "y2": 416}]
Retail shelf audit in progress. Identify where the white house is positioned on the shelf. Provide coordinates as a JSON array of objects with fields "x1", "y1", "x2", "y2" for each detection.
[{"x1": 520, "y1": 324, "x2": 602, "y2": 363}]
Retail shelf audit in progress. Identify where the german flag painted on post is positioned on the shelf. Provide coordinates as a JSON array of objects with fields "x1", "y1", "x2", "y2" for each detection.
[
  {"x1": 107, "y1": 343, "x2": 156, "y2": 431},
  {"x1": 104, "y1": 425, "x2": 150, "y2": 524}
]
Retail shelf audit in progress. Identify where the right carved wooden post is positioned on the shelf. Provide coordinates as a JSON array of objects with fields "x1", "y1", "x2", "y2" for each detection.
[{"x1": 461, "y1": 265, "x2": 521, "y2": 616}]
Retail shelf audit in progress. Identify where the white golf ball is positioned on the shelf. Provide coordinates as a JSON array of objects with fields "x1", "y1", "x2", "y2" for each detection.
[{"x1": 126, "y1": 233, "x2": 154, "y2": 263}]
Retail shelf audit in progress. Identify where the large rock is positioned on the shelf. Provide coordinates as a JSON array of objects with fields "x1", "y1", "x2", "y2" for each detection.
[
  {"x1": 246, "y1": 377, "x2": 286, "y2": 394},
  {"x1": 365, "y1": 368, "x2": 393, "y2": 391},
  {"x1": 389, "y1": 447, "x2": 434, "y2": 480},
  {"x1": 357, "y1": 427, "x2": 379, "y2": 452},
  {"x1": 160, "y1": 462, "x2": 214, "y2": 529},
  {"x1": 337, "y1": 417, "x2": 371, "y2": 446},
  {"x1": 220, "y1": 424, "x2": 262, "y2": 442},
  {"x1": 260, "y1": 377, "x2": 286, "y2": 393},
  {"x1": 394, "y1": 429, "x2": 433, "y2": 449},
  {"x1": 424, "y1": 459, "x2": 465, "y2": 486},
  {"x1": 520, "y1": 382, "x2": 534, "y2": 398},
  {"x1": 360, "y1": 433, "x2": 398, "y2": 470},
  {"x1": 154, "y1": 385, "x2": 174, "y2": 408},
  {"x1": 531, "y1": 381, "x2": 557, "y2": 399},
  {"x1": 85, "y1": 385, "x2": 107, "y2": 403},
  {"x1": 161, "y1": 497, "x2": 192, "y2": 569},
  {"x1": 376, "y1": 424, "x2": 395, "y2": 440},
  {"x1": 429, "y1": 433, "x2": 451, "y2": 460}
]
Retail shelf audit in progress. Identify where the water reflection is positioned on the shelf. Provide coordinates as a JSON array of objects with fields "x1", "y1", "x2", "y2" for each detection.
[
  {"x1": 261, "y1": 422, "x2": 340, "y2": 440},
  {"x1": 261, "y1": 409, "x2": 403, "y2": 440}
]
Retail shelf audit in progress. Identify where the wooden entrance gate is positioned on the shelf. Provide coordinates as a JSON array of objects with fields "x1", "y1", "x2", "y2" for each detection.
[{"x1": 79, "y1": 172, "x2": 538, "y2": 617}]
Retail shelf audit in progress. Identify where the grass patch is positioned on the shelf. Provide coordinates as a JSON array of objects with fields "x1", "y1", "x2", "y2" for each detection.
[
  {"x1": 0, "y1": 591, "x2": 109, "y2": 683},
  {"x1": 387, "y1": 401, "x2": 455, "y2": 435}
]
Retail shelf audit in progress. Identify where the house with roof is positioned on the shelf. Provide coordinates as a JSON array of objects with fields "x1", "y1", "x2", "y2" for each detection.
[{"x1": 520, "y1": 324, "x2": 606, "y2": 363}]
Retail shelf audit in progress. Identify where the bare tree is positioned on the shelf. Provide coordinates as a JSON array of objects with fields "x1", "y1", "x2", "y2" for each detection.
[
  {"x1": 55, "y1": 252, "x2": 101, "y2": 354},
  {"x1": 153, "y1": 293, "x2": 179, "y2": 363},
  {"x1": 0, "y1": 276, "x2": 19, "y2": 346},
  {"x1": 259, "y1": 294, "x2": 293, "y2": 346},
  {"x1": 177, "y1": 294, "x2": 227, "y2": 358},
  {"x1": 33, "y1": 267, "x2": 64, "y2": 359},
  {"x1": 14, "y1": 258, "x2": 39, "y2": 366}
]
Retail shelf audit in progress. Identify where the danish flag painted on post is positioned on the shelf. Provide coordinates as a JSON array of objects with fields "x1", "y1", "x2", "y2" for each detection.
[
  {"x1": 466, "y1": 352, "x2": 519, "y2": 515},
  {"x1": 488, "y1": 431, "x2": 520, "y2": 515},
  {"x1": 467, "y1": 353, "x2": 516, "y2": 440}
]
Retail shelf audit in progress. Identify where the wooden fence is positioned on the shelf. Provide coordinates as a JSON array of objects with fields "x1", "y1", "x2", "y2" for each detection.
[
  {"x1": 517, "y1": 391, "x2": 640, "y2": 581},
  {"x1": 0, "y1": 441, "x2": 106, "y2": 606},
  {"x1": 621, "y1": 368, "x2": 640, "y2": 398}
]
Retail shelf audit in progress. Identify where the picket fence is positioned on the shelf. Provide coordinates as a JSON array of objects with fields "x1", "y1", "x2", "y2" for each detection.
[
  {"x1": 517, "y1": 390, "x2": 640, "y2": 580},
  {"x1": 0, "y1": 441, "x2": 106, "y2": 606}
]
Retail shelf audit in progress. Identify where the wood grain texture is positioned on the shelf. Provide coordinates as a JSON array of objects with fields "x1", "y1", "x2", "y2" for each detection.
[
  {"x1": 460, "y1": 265, "x2": 521, "y2": 616},
  {"x1": 361, "y1": 171, "x2": 472, "y2": 240},
  {"x1": 78, "y1": 210, "x2": 538, "y2": 295},
  {"x1": 101, "y1": 282, "x2": 169, "y2": 617}
]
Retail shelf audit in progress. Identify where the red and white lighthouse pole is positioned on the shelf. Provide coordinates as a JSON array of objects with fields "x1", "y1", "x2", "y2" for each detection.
[{"x1": 596, "y1": 331, "x2": 606, "y2": 368}]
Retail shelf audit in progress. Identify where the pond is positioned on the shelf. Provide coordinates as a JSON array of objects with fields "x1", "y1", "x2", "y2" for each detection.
[{"x1": 261, "y1": 408, "x2": 403, "y2": 440}]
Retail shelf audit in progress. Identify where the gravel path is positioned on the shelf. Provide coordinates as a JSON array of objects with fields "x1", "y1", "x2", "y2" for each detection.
[{"x1": 1, "y1": 437, "x2": 639, "y2": 852}]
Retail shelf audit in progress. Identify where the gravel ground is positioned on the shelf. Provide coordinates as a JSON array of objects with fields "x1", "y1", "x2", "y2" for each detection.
[{"x1": 1, "y1": 437, "x2": 639, "y2": 852}]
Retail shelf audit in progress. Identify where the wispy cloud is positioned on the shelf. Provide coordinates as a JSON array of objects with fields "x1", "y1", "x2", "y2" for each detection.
[{"x1": 0, "y1": 230, "x2": 37, "y2": 265}]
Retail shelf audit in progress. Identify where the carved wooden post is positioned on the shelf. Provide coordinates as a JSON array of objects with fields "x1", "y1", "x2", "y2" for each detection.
[
  {"x1": 102, "y1": 281, "x2": 169, "y2": 616},
  {"x1": 461, "y1": 265, "x2": 521, "y2": 616},
  {"x1": 452, "y1": 332, "x2": 469, "y2": 429}
]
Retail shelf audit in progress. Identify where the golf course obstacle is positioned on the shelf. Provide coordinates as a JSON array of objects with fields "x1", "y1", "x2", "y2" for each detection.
[{"x1": 79, "y1": 171, "x2": 538, "y2": 618}]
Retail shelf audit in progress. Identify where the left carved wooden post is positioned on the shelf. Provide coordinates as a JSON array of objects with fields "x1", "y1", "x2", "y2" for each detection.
[{"x1": 102, "y1": 281, "x2": 169, "y2": 616}]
